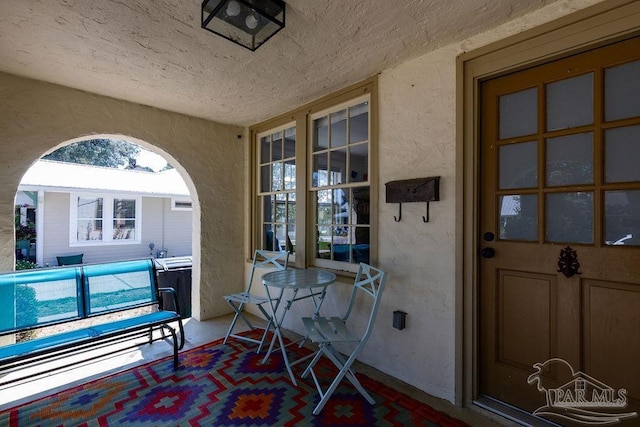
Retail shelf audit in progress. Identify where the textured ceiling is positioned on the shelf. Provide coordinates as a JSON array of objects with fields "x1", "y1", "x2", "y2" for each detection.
[{"x1": 0, "y1": 0, "x2": 554, "y2": 126}]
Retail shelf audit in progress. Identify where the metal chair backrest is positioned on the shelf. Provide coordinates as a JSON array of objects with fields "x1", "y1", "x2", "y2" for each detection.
[
  {"x1": 246, "y1": 250, "x2": 289, "y2": 293},
  {"x1": 342, "y1": 263, "x2": 387, "y2": 343}
]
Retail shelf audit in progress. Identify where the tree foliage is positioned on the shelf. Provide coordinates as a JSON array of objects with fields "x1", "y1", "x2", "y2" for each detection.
[{"x1": 43, "y1": 139, "x2": 140, "y2": 169}]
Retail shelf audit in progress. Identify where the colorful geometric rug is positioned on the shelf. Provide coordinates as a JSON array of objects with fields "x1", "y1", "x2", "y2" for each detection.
[{"x1": 0, "y1": 331, "x2": 467, "y2": 426}]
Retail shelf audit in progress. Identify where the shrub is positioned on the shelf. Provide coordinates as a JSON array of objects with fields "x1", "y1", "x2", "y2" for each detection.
[
  {"x1": 14, "y1": 260, "x2": 40, "y2": 342},
  {"x1": 15, "y1": 260, "x2": 39, "y2": 270}
]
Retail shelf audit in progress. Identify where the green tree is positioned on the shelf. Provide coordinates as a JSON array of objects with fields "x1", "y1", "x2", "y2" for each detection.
[{"x1": 43, "y1": 139, "x2": 140, "y2": 169}]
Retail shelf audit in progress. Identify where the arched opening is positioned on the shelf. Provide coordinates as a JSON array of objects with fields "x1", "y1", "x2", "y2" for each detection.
[{"x1": 14, "y1": 134, "x2": 200, "y2": 326}]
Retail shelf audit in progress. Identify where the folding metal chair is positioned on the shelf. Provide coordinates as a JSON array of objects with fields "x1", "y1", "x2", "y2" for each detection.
[
  {"x1": 223, "y1": 250, "x2": 289, "y2": 353},
  {"x1": 301, "y1": 263, "x2": 387, "y2": 415}
]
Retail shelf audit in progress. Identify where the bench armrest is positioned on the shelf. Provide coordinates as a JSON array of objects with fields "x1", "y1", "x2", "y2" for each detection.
[{"x1": 158, "y1": 287, "x2": 181, "y2": 315}]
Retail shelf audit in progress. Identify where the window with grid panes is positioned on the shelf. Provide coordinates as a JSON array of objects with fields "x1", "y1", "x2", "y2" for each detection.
[
  {"x1": 258, "y1": 126, "x2": 297, "y2": 254},
  {"x1": 71, "y1": 194, "x2": 140, "y2": 245},
  {"x1": 312, "y1": 97, "x2": 370, "y2": 269},
  {"x1": 311, "y1": 97, "x2": 370, "y2": 268},
  {"x1": 253, "y1": 79, "x2": 375, "y2": 272}
]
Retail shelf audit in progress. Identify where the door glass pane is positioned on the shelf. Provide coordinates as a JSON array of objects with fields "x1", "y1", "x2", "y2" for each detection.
[
  {"x1": 605, "y1": 190, "x2": 640, "y2": 246},
  {"x1": 349, "y1": 102, "x2": 368, "y2": 143},
  {"x1": 605, "y1": 60, "x2": 640, "y2": 122},
  {"x1": 546, "y1": 73, "x2": 593, "y2": 131},
  {"x1": 499, "y1": 194, "x2": 538, "y2": 241},
  {"x1": 546, "y1": 192, "x2": 593, "y2": 244},
  {"x1": 499, "y1": 141, "x2": 537, "y2": 189},
  {"x1": 546, "y1": 132, "x2": 593, "y2": 186},
  {"x1": 605, "y1": 125, "x2": 640, "y2": 183},
  {"x1": 499, "y1": 87, "x2": 538, "y2": 139}
]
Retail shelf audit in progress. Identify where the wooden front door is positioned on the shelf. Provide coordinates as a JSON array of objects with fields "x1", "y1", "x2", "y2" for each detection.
[{"x1": 479, "y1": 36, "x2": 640, "y2": 420}]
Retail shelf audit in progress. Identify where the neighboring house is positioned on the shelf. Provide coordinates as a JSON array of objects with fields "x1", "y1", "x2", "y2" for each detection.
[{"x1": 16, "y1": 160, "x2": 192, "y2": 267}]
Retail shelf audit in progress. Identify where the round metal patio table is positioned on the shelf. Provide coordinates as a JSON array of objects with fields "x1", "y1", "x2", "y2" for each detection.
[{"x1": 261, "y1": 269, "x2": 337, "y2": 386}]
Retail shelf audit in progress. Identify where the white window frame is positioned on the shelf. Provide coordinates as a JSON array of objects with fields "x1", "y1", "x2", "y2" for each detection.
[
  {"x1": 69, "y1": 193, "x2": 142, "y2": 246},
  {"x1": 251, "y1": 78, "x2": 377, "y2": 272},
  {"x1": 171, "y1": 198, "x2": 193, "y2": 211}
]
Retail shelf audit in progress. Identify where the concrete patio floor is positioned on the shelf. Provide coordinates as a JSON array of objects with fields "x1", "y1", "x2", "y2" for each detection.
[{"x1": 0, "y1": 314, "x2": 512, "y2": 426}]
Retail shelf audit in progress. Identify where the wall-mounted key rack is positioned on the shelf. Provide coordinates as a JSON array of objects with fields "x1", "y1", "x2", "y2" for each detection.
[{"x1": 385, "y1": 177, "x2": 440, "y2": 223}]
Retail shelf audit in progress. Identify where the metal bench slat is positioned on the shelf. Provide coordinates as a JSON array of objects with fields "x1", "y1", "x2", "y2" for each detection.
[
  {"x1": 82, "y1": 259, "x2": 154, "y2": 277},
  {"x1": 0, "y1": 328, "x2": 98, "y2": 360},
  {"x1": 89, "y1": 311, "x2": 179, "y2": 335}
]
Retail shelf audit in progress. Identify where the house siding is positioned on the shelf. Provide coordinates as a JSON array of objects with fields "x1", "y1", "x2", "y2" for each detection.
[
  {"x1": 148, "y1": 197, "x2": 193, "y2": 258},
  {"x1": 40, "y1": 193, "x2": 192, "y2": 266}
]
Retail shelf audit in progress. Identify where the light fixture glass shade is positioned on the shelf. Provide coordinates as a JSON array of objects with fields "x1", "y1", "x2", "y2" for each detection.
[
  {"x1": 226, "y1": 0, "x2": 241, "y2": 17},
  {"x1": 201, "y1": 0, "x2": 286, "y2": 51},
  {"x1": 245, "y1": 13, "x2": 258, "y2": 30}
]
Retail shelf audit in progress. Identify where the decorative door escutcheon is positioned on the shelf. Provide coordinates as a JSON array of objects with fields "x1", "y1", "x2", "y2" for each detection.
[{"x1": 557, "y1": 246, "x2": 582, "y2": 278}]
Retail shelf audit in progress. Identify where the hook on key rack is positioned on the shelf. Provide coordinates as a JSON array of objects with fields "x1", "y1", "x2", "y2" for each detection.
[
  {"x1": 385, "y1": 177, "x2": 440, "y2": 223},
  {"x1": 394, "y1": 203, "x2": 402, "y2": 222}
]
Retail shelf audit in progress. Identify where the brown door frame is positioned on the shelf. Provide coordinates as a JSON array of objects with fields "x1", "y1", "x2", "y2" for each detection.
[{"x1": 457, "y1": 0, "x2": 640, "y2": 420}]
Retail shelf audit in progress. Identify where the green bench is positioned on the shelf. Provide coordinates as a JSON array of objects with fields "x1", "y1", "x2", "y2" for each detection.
[{"x1": 0, "y1": 258, "x2": 184, "y2": 385}]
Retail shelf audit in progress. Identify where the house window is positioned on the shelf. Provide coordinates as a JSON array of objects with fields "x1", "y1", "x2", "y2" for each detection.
[
  {"x1": 171, "y1": 198, "x2": 193, "y2": 211},
  {"x1": 258, "y1": 126, "x2": 296, "y2": 253},
  {"x1": 71, "y1": 194, "x2": 140, "y2": 245},
  {"x1": 252, "y1": 78, "x2": 375, "y2": 272},
  {"x1": 312, "y1": 98, "x2": 370, "y2": 269}
]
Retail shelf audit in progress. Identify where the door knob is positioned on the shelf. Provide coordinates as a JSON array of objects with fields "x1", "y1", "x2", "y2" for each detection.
[{"x1": 481, "y1": 247, "x2": 495, "y2": 258}]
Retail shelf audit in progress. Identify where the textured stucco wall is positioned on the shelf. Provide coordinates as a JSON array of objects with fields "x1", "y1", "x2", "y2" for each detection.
[
  {"x1": 0, "y1": 72, "x2": 244, "y2": 320},
  {"x1": 272, "y1": 0, "x2": 606, "y2": 404},
  {"x1": 373, "y1": 0, "x2": 605, "y2": 403},
  {"x1": 376, "y1": 45, "x2": 460, "y2": 400}
]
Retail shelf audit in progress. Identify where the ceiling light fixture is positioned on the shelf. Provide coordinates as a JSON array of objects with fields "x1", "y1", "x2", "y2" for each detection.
[{"x1": 201, "y1": 0, "x2": 286, "y2": 51}]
